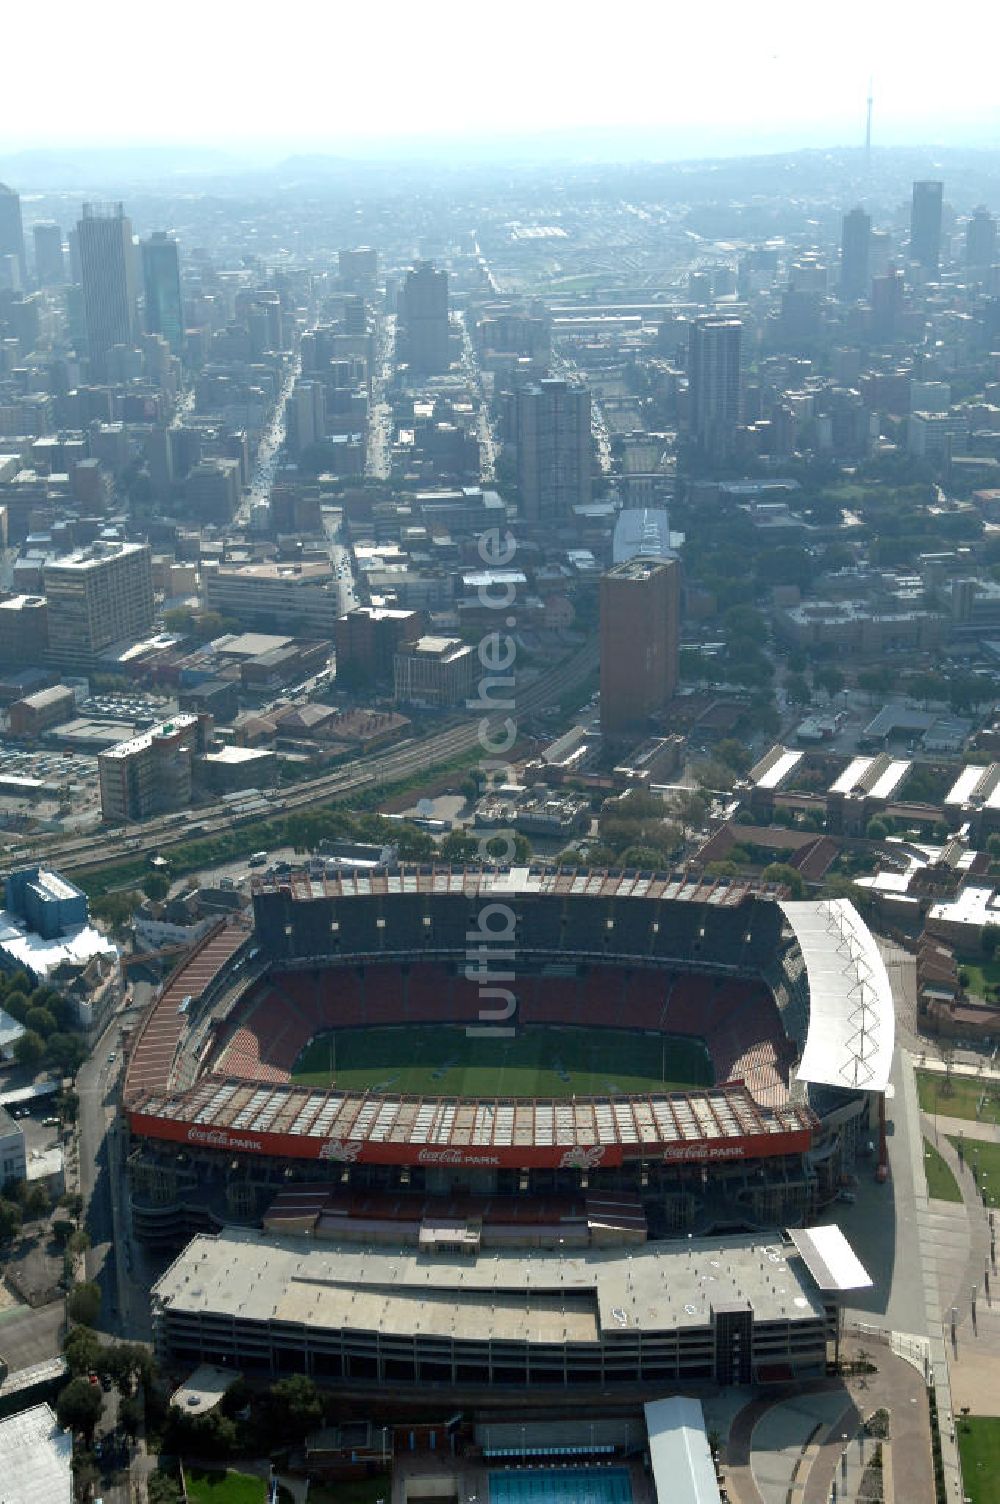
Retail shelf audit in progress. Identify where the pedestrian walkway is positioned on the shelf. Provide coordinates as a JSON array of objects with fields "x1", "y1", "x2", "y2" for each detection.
[
  {"x1": 927, "y1": 1112, "x2": 1000, "y2": 1145},
  {"x1": 723, "y1": 1341, "x2": 932, "y2": 1504},
  {"x1": 899, "y1": 1052, "x2": 964, "y2": 1500}
]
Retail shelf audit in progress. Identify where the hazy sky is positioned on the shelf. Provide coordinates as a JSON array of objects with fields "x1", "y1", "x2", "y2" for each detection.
[{"x1": 4, "y1": 0, "x2": 999, "y2": 156}]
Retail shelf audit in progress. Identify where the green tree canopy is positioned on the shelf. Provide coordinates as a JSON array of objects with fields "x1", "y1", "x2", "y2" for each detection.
[
  {"x1": 68, "y1": 1281, "x2": 102, "y2": 1327},
  {"x1": 56, "y1": 1377, "x2": 103, "y2": 1441},
  {"x1": 761, "y1": 863, "x2": 806, "y2": 899}
]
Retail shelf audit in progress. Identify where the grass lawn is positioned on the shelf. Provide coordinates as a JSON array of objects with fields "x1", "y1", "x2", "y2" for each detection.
[
  {"x1": 306, "y1": 1476, "x2": 391, "y2": 1504},
  {"x1": 923, "y1": 1137, "x2": 962, "y2": 1202},
  {"x1": 957, "y1": 955, "x2": 1000, "y2": 1001},
  {"x1": 916, "y1": 1070, "x2": 1000, "y2": 1128},
  {"x1": 184, "y1": 1468, "x2": 265, "y2": 1504},
  {"x1": 290, "y1": 1023, "x2": 712, "y2": 1099},
  {"x1": 947, "y1": 1134, "x2": 1000, "y2": 1207},
  {"x1": 957, "y1": 1415, "x2": 1000, "y2": 1504}
]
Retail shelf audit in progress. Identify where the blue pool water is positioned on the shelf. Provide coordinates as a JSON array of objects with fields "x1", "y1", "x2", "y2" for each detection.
[{"x1": 489, "y1": 1468, "x2": 633, "y2": 1504}]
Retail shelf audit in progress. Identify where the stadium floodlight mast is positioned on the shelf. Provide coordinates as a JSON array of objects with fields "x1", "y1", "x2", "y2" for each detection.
[{"x1": 465, "y1": 525, "x2": 521, "y2": 1039}]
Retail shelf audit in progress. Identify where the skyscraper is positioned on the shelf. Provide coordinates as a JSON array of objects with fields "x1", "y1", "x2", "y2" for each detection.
[
  {"x1": 515, "y1": 377, "x2": 592, "y2": 523},
  {"x1": 688, "y1": 315, "x2": 742, "y2": 459},
  {"x1": 141, "y1": 231, "x2": 183, "y2": 354},
  {"x1": 0, "y1": 184, "x2": 27, "y2": 289},
  {"x1": 43, "y1": 541, "x2": 154, "y2": 667},
  {"x1": 77, "y1": 202, "x2": 137, "y2": 378},
  {"x1": 398, "y1": 261, "x2": 450, "y2": 374},
  {"x1": 599, "y1": 557, "x2": 680, "y2": 739},
  {"x1": 32, "y1": 223, "x2": 65, "y2": 287},
  {"x1": 910, "y1": 180, "x2": 943, "y2": 273},
  {"x1": 839, "y1": 207, "x2": 871, "y2": 301},
  {"x1": 966, "y1": 207, "x2": 997, "y2": 271}
]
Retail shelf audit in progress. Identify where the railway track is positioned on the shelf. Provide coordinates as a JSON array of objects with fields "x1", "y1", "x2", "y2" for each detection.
[{"x1": 15, "y1": 638, "x2": 599, "y2": 875}]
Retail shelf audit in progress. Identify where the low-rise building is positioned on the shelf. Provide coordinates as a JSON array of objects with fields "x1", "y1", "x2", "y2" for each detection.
[
  {"x1": 197, "y1": 745, "x2": 277, "y2": 794},
  {"x1": 0, "y1": 1403, "x2": 71, "y2": 1504},
  {"x1": 7, "y1": 683, "x2": 75, "y2": 737}
]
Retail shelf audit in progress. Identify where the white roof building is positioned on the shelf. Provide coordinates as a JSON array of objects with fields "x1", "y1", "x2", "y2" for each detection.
[{"x1": 0, "y1": 1403, "x2": 71, "y2": 1504}]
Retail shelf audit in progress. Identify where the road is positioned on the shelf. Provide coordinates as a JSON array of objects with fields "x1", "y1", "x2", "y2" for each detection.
[
  {"x1": 235, "y1": 352, "x2": 300, "y2": 525},
  {"x1": 366, "y1": 313, "x2": 395, "y2": 479}
]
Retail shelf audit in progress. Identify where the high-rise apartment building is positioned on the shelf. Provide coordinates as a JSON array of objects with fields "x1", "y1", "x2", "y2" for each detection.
[
  {"x1": 43, "y1": 541, "x2": 154, "y2": 666},
  {"x1": 599, "y1": 558, "x2": 680, "y2": 739},
  {"x1": 77, "y1": 203, "x2": 137, "y2": 378},
  {"x1": 399, "y1": 261, "x2": 450, "y2": 374},
  {"x1": 966, "y1": 207, "x2": 997, "y2": 271},
  {"x1": 688, "y1": 315, "x2": 742, "y2": 459},
  {"x1": 32, "y1": 223, "x2": 65, "y2": 287},
  {"x1": 0, "y1": 184, "x2": 26, "y2": 289},
  {"x1": 910, "y1": 181, "x2": 943, "y2": 273},
  {"x1": 515, "y1": 377, "x2": 592, "y2": 523},
  {"x1": 142, "y1": 232, "x2": 183, "y2": 354},
  {"x1": 839, "y1": 207, "x2": 871, "y2": 301}
]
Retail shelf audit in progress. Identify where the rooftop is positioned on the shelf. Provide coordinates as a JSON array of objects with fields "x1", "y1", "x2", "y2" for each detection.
[
  {"x1": 0, "y1": 1403, "x2": 71, "y2": 1504},
  {"x1": 99, "y1": 713, "x2": 199, "y2": 762},
  {"x1": 152, "y1": 1226, "x2": 829, "y2": 1345}
]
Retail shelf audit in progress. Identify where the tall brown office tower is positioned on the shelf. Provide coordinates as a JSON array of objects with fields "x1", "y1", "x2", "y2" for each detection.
[{"x1": 599, "y1": 558, "x2": 679, "y2": 738}]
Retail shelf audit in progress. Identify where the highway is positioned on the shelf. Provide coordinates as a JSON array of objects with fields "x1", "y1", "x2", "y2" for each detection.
[{"x1": 14, "y1": 637, "x2": 599, "y2": 875}]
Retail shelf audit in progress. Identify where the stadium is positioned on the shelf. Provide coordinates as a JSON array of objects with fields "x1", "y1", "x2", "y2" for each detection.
[{"x1": 123, "y1": 866, "x2": 894, "y2": 1251}]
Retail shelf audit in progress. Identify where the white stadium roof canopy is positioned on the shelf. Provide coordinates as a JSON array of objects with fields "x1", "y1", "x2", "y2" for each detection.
[
  {"x1": 779, "y1": 899, "x2": 895, "y2": 1093},
  {"x1": 788, "y1": 1225, "x2": 873, "y2": 1293}
]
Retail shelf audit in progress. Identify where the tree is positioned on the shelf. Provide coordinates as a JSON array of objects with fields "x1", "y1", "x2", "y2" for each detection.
[
  {"x1": 268, "y1": 1374, "x2": 323, "y2": 1440},
  {"x1": 143, "y1": 871, "x2": 171, "y2": 902},
  {"x1": 72, "y1": 1451, "x2": 101, "y2": 1502},
  {"x1": 0, "y1": 1199, "x2": 22, "y2": 1244},
  {"x1": 24, "y1": 1183, "x2": 49, "y2": 1220},
  {"x1": 68, "y1": 1281, "x2": 102, "y2": 1327},
  {"x1": 56, "y1": 1377, "x2": 103, "y2": 1442},
  {"x1": 440, "y1": 830, "x2": 478, "y2": 862},
  {"x1": 46, "y1": 1034, "x2": 87, "y2": 1073},
  {"x1": 64, "y1": 1325, "x2": 103, "y2": 1377},
  {"x1": 715, "y1": 738, "x2": 752, "y2": 775},
  {"x1": 858, "y1": 667, "x2": 893, "y2": 702},
  {"x1": 866, "y1": 817, "x2": 889, "y2": 841},
  {"x1": 814, "y1": 666, "x2": 845, "y2": 701},
  {"x1": 119, "y1": 1393, "x2": 143, "y2": 1441},
  {"x1": 90, "y1": 891, "x2": 140, "y2": 930},
  {"x1": 24, "y1": 1006, "x2": 57, "y2": 1038},
  {"x1": 761, "y1": 863, "x2": 806, "y2": 899},
  {"x1": 12, "y1": 1029, "x2": 44, "y2": 1068},
  {"x1": 619, "y1": 846, "x2": 670, "y2": 870},
  {"x1": 68, "y1": 1229, "x2": 91, "y2": 1256},
  {"x1": 983, "y1": 925, "x2": 1000, "y2": 960},
  {"x1": 57, "y1": 1091, "x2": 80, "y2": 1125}
]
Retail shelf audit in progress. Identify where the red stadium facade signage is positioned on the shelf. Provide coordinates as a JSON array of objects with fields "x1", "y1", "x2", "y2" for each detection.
[{"x1": 127, "y1": 1111, "x2": 812, "y2": 1171}]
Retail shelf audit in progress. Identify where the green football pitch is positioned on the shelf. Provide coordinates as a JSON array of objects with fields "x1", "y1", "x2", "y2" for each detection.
[{"x1": 290, "y1": 1024, "x2": 713, "y2": 1099}]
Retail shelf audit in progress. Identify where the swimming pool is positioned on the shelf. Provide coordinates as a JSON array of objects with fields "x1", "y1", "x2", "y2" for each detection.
[{"x1": 489, "y1": 1467, "x2": 633, "y2": 1504}]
